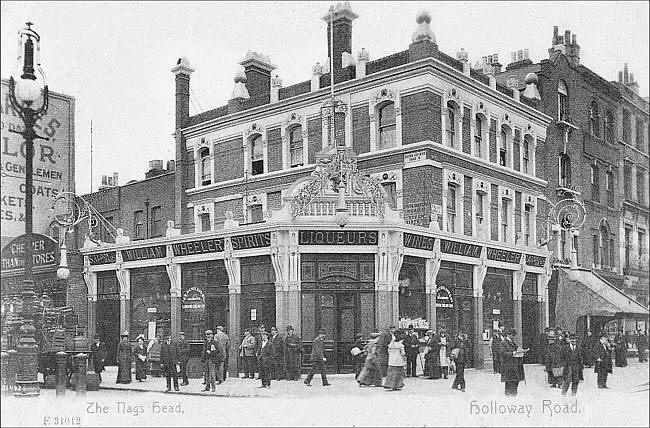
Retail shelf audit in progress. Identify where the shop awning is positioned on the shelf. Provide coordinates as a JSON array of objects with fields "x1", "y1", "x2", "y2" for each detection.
[{"x1": 557, "y1": 268, "x2": 649, "y2": 318}]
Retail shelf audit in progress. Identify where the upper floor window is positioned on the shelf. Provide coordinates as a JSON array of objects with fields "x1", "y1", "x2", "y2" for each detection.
[
  {"x1": 624, "y1": 227, "x2": 632, "y2": 269},
  {"x1": 599, "y1": 225, "x2": 613, "y2": 269},
  {"x1": 250, "y1": 135, "x2": 264, "y2": 176},
  {"x1": 501, "y1": 199, "x2": 510, "y2": 243},
  {"x1": 499, "y1": 126, "x2": 509, "y2": 167},
  {"x1": 522, "y1": 135, "x2": 532, "y2": 174},
  {"x1": 622, "y1": 109, "x2": 631, "y2": 143},
  {"x1": 446, "y1": 102, "x2": 459, "y2": 148},
  {"x1": 604, "y1": 111, "x2": 615, "y2": 144},
  {"x1": 378, "y1": 102, "x2": 396, "y2": 150},
  {"x1": 606, "y1": 170, "x2": 614, "y2": 207},
  {"x1": 557, "y1": 80, "x2": 569, "y2": 121},
  {"x1": 624, "y1": 162, "x2": 633, "y2": 199},
  {"x1": 475, "y1": 114, "x2": 484, "y2": 158},
  {"x1": 589, "y1": 100, "x2": 600, "y2": 137},
  {"x1": 636, "y1": 118, "x2": 646, "y2": 152},
  {"x1": 151, "y1": 206, "x2": 162, "y2": 237},
  {"x1": 638, "y1": 169, "x2": 647, "y2": 204},
  {"x1": 199, "y1": 147, "x2": 211, "y2": 186},
  {"x1": 446, "y1": 184, "x2": 457, "y2": 233},
  {"x1": 639, "y1": 229, "x2": 647, "y2": 269},
  {"x1": 248, "y1": 204, "x2": 264, "y2": 224},
  {"x1": 134, "y1": 210, "x2": 144, "y2": 239},
  {"x1": 524, "y1": 204, "x2": 533, "y2": 246},
  {"x1": 381, "y1": 182, "x2": 397, "y2": 210},
  {"x1": 590, "y1": 164, "x2": 600, "y2": 203},
  {"x1": 559, "y1": 154, "x2": 571, "y2": 188},
  {"x1": 475, "y1": 190, "x2": 486, "y2": 238},
  {"x1": 199, "y1": 213, "x2": 211, "y2": 232},
  {"x1": 289, "y1": 126, "x2": 304, "y2": 167}
]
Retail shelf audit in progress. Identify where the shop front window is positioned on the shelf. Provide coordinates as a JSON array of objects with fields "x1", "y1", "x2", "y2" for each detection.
[
  {"x1": 482, "y1": 268, "x2": 513, "y2": 334},
  {"x1": 130, "y1": 267, "x2": 171, "y2": 340},
  {"x1": 181, "y1": 261, "x2": 229, "y2": 342},
  {"x1": 398, "y1": 257, "x2": 426, "y2": 328},
  {"x1": 435, "y1": 262, "x2": 474, "y2": 339}
]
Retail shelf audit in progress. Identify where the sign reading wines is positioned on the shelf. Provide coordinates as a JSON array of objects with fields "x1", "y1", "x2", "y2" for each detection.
[
  {"x1": 1, "y1": 233, "x2": 58, "y2": 272},
  {"x1": 1, "y1": 79, "x2": 75, "y2": 248}
]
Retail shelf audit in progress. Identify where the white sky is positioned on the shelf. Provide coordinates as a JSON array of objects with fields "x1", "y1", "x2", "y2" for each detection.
[{"x1": 1, "y1": 1, "x2": 648, "y2": 195}]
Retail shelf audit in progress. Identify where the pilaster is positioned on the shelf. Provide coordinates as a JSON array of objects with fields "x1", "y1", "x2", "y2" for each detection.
[
  {"x1": 166, "y1": 249, "x2": 182, "y2": 338},
  {"x1": 116, "y1": 263, "x2": 130, "y2": 335}
]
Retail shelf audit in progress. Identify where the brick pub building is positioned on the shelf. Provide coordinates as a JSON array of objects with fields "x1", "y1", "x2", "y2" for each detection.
[{"x1": 79, "y1": 4, "x2": 556, "y2": 373}]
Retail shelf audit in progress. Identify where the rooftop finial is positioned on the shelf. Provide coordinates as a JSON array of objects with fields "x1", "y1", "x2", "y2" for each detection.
[{"x1": 412, "y1": 10, "x2": 435, "y2": 44}]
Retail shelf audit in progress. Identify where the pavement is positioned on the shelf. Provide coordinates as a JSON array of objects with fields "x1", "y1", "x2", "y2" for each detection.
[{"x1": 1, "y1": 360, "x2": 648, "y2": 427}]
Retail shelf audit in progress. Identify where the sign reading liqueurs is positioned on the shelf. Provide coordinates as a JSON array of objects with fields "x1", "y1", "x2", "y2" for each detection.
[
  {"x1": 121, "y1": 245, "x2": 166, "y2": 262},
  {"x1": 299, "y1": 230, "x2": 378, "y2": 246}
]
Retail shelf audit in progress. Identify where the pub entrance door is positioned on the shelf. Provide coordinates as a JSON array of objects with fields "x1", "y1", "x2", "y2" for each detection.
[
  {"x1": 317, "y1": 292, "x2": 359, "y2": 373},
  {"x1": 96, "y1": 272, "x2": 120, "y2": 365}
]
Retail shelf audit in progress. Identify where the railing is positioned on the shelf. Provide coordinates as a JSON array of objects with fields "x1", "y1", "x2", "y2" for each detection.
[{"x1": 303, "y1": 200, "x2": 377, "y2": 217}]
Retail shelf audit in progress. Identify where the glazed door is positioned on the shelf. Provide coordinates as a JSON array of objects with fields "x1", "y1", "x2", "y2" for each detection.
[
  {"x1": 522, "y1": 300, "x2": 538, "y2": 364},
  {"x1": 206, "y1": 295, "x2": 229, "y2": 332},
  {"x1": 336, "y1": 293, "x2": 356, "y2": 373}
]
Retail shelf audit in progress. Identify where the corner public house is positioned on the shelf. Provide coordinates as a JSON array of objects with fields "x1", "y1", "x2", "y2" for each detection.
[{"x1": 79, "y1": 4, "x2": 556, "y2": 374}]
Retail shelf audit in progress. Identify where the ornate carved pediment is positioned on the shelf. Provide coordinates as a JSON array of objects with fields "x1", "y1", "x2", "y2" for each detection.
[
  {"x1": 446, "y1": 88, "x2": 461, "y2": 106},
  {"x1": 245, "y1": 122, "x2": 263, "y2": 137},
  {"x1": 284, "y1": 112, "x2": 302, "y2": 128},
  {"x1": 373, "y1": 88, "x2": 395, "y2": 107},
  {"x1": 476, "y1": 101, "x2": 488, "y2": 117},
  {"x1": 501, "y1": 113, "x2": 513, "y2": 129}
]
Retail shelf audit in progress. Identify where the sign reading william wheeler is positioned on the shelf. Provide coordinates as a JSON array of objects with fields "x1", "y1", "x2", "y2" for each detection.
[
  {"x1": 172, "y1": 238, "x2": 225, "y2": 256},
  {"x1": 487, "y1": 247, "x2": 522, "y2": 264},
  {"x1": 1, "y1": 80, "x2": 75, "y2": 247},
  {"x1": 440, "y1": 239, "x2": 482, "y2": 258},
  {"x1": 1, "y1": 233, "x2": 58, "y2": 272},
  {"x1": 121, "y1": 245, "x2": 166, "y2": 262},
  {"x1": 299, "y1": 230, "x2": 378, "y2": 245}
]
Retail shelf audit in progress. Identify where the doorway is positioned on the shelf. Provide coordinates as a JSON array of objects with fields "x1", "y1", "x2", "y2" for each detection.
[
  {"x1": 96, "y1": 297, "x2": 120, "y2": 365},
  {"x1": 522, "y1": 299, "x2": 539, "y2": 363},
  {"x1": 317, "y1": 292, "x2": 358, "y2": 373}
]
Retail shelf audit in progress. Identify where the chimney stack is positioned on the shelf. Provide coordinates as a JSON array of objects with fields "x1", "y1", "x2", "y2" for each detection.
[
  {"x1": 619, "y1": 63, "x2": 639, "y2": 94},
  {"x1": 549, "y1": 27, "x2": 579, "y2": 66},
  {"x1": 239, "y1": 51, "x2": 276, "y2": 101},
  {"x1": 409, "y1": 10, "x2": 437, "y2": 62},
  {"x1": 270, "y1": 75, "x2": 282, "y2": 103},
  {"x1": 322, "y1": 2, "x2": 358, "y2": 84},
  {"x1": 356, "y1": 48, "x2": 369, "y2": 78},
  {"x1": 171, "y1": 57, "x2": 195, "y2": 130}
]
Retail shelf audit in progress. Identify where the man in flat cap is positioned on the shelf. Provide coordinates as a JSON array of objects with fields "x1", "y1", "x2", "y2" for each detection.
[
  {"x1": 285, "y1": 325, "x2": 303, "y2": 381},
  {"x1": 201, "y1": 329, "x2": 221, "y2": 392}
]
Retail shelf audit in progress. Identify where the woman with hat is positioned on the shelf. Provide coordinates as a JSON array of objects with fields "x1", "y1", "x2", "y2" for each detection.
[
  {"x1": 133, "y1": 334, "x2": 147, "y2": 382},
  {"x1": 424, "y1": 330, "x2": 441, "y2": 379},
  {"x1": 358, "y1": 334, "x2": 382, "y2": 387},
  {"x1": 384, "y1": 330, "x2": 406, "y2": 391},
  {"x1": 545, "y1": 330, "x2": 563, "y2": 388},
  {"x1": 116, "y1": 332, "x2": 132, "y2": 384}
]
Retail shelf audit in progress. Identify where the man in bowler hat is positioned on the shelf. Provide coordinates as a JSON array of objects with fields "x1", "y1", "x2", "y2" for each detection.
[{"x1": 560, "y1": 332, "x2": 584, "y2": 396}]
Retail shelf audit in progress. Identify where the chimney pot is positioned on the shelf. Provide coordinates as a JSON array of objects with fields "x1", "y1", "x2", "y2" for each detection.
[
  {"x1": 524, "y1": 49, "x2": 529, "y2": 60},
  {"x1": 624, "y1": 63, "x2": 629, "y2": 83},
  {"x1": 517, "y1": 50, "x2": 523, "y2": 61},
  {"x1": 511, "y1": 52, "x2": 517, "y2": 63},
  {"x1": 565, "y1": 30, "x2": 570, "y2": 45},
  {"x1": 619, "y1": 71, "x2": 623, "y2": 82},
  {"x1": 572, "y1": 34, "x2": 576, "y2": 45}
]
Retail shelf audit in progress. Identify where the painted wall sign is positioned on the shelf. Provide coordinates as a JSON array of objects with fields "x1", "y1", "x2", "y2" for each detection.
[
  {"x1": 172, "y1": 238, "x2": 225, "y2": 257},
  {"x1": 435, "y1": 286, "x2": 454, "y2": 308},
  {"x1": 121, "y1": 245, "x2": 166, "y2": 262},
  {"x1": 1, "y1": 233, "x2": 58, "y2": 272},
  {"x1": 88, "y1": 251, "x2": 116, "y2": 266},
  {"x1": 181, "y1": 286, "x2": 206, "y2": 310},
  {"x1": 403, "y1": 233, "x2": 435, "y2": 251},
  {"x1": 298, "y1": 230, "x2": 378, "y2": 246},
  {"x1": 1, "y1": 80, "x2": 75, "y2": 248},
  {"x1": 525, "y1": 254, "x2": 546, "y2": 268},
  {"x1": 487, "y1": 247, "x2": 522, "y2": 264},
  {"x1": 231, "y1": 232, "x2": 271, "y2": 250},
  {"x1": 440, "y1": 239, "x2": 482, "y2": 258}
]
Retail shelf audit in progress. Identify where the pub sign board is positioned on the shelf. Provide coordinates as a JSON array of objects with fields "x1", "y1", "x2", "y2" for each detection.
[
  {"x1": 231, "y1": 232, "x2": 271, "y2": 250},
  {"x1": 1, "y1": 233, "x2": 58, "y2": 272},
  {"x1": 440, "y1": 239, "x2": 482, "y2": 258},
  {"x1": 525, "y1": 254, "x2": 546, "y2": 268},
  {"x1": 403, "y1": 233, "x2": 435, "y2": 251},
  {"x1": 487, "y1": 247, "x2": 522, "y2": 264},
  {"x1": 172, "y1": 237, "x2": 225, "y2": 257},
  {"x1": 299, "y1": 230, "x2": 378, "y2": 246},
  {"x1": 121, "y1": 245, "x2": 166, "y2": 262},
  {"x1": 88, "y1": 251, "x2": 117, "y2": 266}
]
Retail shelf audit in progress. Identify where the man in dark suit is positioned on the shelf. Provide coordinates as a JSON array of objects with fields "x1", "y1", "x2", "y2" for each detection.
[
  {"x1": 560, "y1": 332, "x2": 584, "y2": 396},
  {"x1": 90, "y1": 335, "x2": 107, "y2": 382},
  {"x1": 498, "y1": 328, "x2": 526, "y2": 396},
  {"x1": 270, "y1": 326, "x2": 285, "y2": 380},
  {"x1": 594, "y1": 333, "x2": 613, "y2": 389},
  {"x1": 450, "y1": 327, "x2": 468, "y2": 392},
  {"x1": 201, "y1": 329, "x2": 221, "y2": 392},
  {"x1": 160, "y1": 332, "x2": 181, "y2": 392},
  {"x1": 284, "y1": 326, "x2": 303, "y2": 381},
  {"x1": 491, "y1": 326, "x2": 503, "y2": 374},
  {"x1": 304, "y1": 330, "x2": 330, "y2": 387},
  {"x1": 178, "y1": 331, "x2": 190, "y2": 386},
  {"x1": 404, "y1": 325, "x2": 420, "y2": 377},
  {"x1": 257, "y1": 330, "x2": 274, "y2": 388}
]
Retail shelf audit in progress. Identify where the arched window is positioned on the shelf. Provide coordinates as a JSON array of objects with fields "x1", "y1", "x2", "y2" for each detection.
[
  {"x1": 558, "y1": 80, "x2": 569, "y2": 121},
  {"x1": 289, "y1": 126, "x2": 303, "y2": 167},
  {"x1": 199, "y1": 147, "x2": 211, "y2": 186},
  {"x1": 501, "y1": 198, "x2": 511, "y2": 243},
  {"x1": 604, "y1": 111, "x2": 615, "y2": 144},
  {"x1": 499, "y1": 126, "x2": 509, "y2": 167},
  {"x1": 589, "y1": 100, "x2": 600, "y2": 137},
  {"x1": 378, "y1": 102, "x2": 396, "y2": 149},
  {"x1": 600, "y1": 225, "x2": 610, "y2": 269},
  {"x1": 446, "y1": 102, "x2": 459, "y2": 148},
  {"x1": 559, "y1": 154, "x2": 571, "y2": 187},
  {"x1": 446, "y1": 183, "x2": 458, "y2": 233},
  {"x1": 250, "y1": 135, "x2": 263, "y2": 175}
]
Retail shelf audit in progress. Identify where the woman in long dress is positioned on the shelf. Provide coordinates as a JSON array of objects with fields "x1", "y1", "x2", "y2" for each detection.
[
  {"x1": 438, "y1": 330, "x2": 449, "y2": 379},
  {"x1": 116, "y1": 333, "x2": 132, "y2": 384},
  {"x1": 614, "y1": 334, "x2": 628, "y2": 367},
  {"x1": 358, "y1": 341, "x2": 382, "y2": 387},
  {"x1": 384, "y1": 332, "x2": 406, "y2": 391},
  {"x1": 424, "y1": 331, "x2": 441, "y2": 379},
  {"x1": 133, "y1": 335, "x2": 147, "y2": 382}
]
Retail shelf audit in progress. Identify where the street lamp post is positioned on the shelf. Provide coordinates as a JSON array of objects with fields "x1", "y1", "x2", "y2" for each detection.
[{"x1": 7, "y1": 22, "x2": 49, "y2": 398}]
